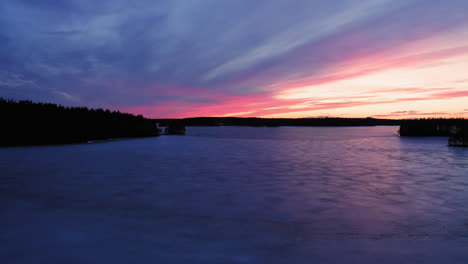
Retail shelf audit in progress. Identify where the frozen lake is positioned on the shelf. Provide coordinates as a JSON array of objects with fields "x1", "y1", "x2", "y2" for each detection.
[{"x1": 1, "y1": 126, "x2": 468, "y2": 263}]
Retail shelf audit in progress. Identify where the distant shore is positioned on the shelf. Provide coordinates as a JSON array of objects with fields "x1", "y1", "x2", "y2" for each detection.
[{"x1": 156, "y1": 117, "x2": 400, "y2": 127}]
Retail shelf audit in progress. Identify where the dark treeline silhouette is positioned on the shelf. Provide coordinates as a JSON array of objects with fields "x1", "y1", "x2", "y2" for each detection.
[
  {"x1": 399, "y1": 118, "x2": 468, "y2": 137},
  {"x1": 0, "y1": 98, "x2": 158, "y2": 146},
  {"x1": 156, "y1": 117, "x2": 400, "y2": 127},
  {"x1": 163, "y1": 120, "x2": 186, "y2": 135},
  {"x1": 448, "y1": 124, "x2": 468, "y2": 147}
]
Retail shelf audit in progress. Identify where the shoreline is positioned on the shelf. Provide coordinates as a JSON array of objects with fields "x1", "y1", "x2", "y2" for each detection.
[{"x1": 0, "y1": 135, "x2": 159, "y2": 148}]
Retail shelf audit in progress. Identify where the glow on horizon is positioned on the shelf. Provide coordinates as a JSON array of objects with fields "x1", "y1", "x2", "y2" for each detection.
[
  {"x1": 272, "y1": 64, "x2": 468, "y2": 118},
  {"x1": 128, "y1": 28, "x2": 468, "y2": 119},
  {"x1": 257, "y1": 27, "x2": 468, "y2": 119}
]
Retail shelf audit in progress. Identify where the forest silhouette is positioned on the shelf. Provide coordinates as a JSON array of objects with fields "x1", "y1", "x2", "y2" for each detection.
[
  {"x1": 0, "y1": 98, "x2": 158, "y2": 146},
  {"x1": 399, "y1": 118, "x2": 468, "y2": 136}
]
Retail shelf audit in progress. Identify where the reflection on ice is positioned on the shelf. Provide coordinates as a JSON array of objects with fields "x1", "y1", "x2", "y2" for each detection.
[{"x1": 1, "y1": 127, "x2": 467, "y2": 263}]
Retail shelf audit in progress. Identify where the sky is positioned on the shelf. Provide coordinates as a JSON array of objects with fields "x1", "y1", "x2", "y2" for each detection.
[{"x1": 1, "y1": 0, "x2": 468, "y2": 119}]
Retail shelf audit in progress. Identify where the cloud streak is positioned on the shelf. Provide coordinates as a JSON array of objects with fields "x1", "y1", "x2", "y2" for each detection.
[{"x1": 1, "y1": 0, "x2": 468, "y2": 118}]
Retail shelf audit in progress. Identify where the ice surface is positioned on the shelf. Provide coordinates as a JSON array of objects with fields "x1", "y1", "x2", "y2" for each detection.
[{"x1": 1, "y1": 126, "x2": 467, "y2": 263}]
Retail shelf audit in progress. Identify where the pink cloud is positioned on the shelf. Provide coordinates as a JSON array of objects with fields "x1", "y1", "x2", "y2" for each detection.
[
  {"x1": 120, "y1": 33, "x2": 468, "y2": 118},
  {"x1": 122, "y1": 86, "x2": 468, "y2": 118}
]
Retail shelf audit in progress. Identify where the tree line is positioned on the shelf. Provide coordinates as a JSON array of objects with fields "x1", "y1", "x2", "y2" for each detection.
[
  {"x1": 0, "y1": 98, "x2": 158, "y2": 146},
  {"x1": 399, "y1": 118, "x2": 468, "y2": 136},
  {"x1": 156, "y1": 117, "x2": 400, "y2": 127}
]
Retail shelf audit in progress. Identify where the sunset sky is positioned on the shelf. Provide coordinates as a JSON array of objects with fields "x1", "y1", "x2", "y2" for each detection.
[{"x1": 1, "y1": 0, "x2": 468, "y2": 119}]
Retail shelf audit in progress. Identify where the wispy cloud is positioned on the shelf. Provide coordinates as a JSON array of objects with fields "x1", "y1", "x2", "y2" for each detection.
[
  {"x1": 0, "y1": 71, "x2": 37, "y2": 88},
  {"x1": 203, "y1": 0, "x2": 397, "y2": 81},
  {"x1": 372, "y1": 111, "x2": 450, "y2": 118},
  {"x1": 1, "y1": 0, "x2": 468, "y2": 117}
]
